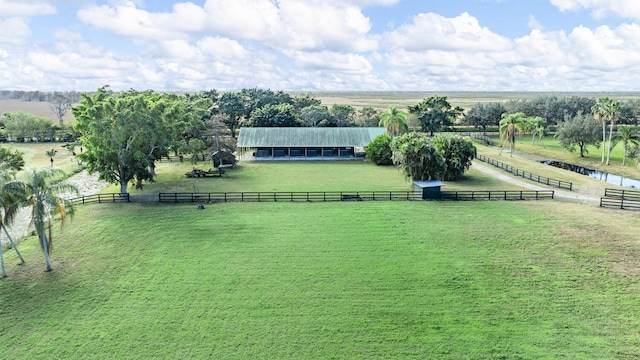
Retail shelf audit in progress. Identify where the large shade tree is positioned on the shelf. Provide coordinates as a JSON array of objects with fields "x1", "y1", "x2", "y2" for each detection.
[
  {"x1": 555, "y1": 112, "x2": 601, "y2": 158},
  {"x1": 300, "y1": 105, "x2": 330, "y2": 127},
  {"x1": 408, "y1": 96, "x2": 462, "y2": 136},
  {"x1": 72, "y1": 87, "x2": 208, "y2": 193},
  {"x1": 218, "y1": 91, "x2": 247, "y2": 138},
  {"x1": 247, "y1": 103, "x2": 300, "y2": 127},
  {"x1": 463, "y1": 102, "x2": 506, "y2": 135}
]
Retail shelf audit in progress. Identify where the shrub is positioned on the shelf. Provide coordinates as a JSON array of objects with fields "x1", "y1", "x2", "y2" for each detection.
[
  {"x1": 366, "y1": 134, "x2": 393, "y2": 165},
  {"x1": 433, "y1": 134, "x2": 476, "y2": 181}
]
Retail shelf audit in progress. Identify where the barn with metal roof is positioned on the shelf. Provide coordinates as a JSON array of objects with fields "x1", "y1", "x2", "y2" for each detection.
[{"x1": 236, "y1": 127, "x2": 387, "y2": 159}]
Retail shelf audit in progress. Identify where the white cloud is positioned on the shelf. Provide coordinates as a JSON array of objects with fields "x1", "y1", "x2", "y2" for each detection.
[
  {"x1": 78, "y1": 0, "x2": 378, "y2": 53},
  {"x1": 550, "y1": 0, "x2": 640, "y2": 20},
  {"x1": 77, "y1": 2, "x2": 206, "y2": 40},
  {"x1": 286, "y1": 50, "x2": 373, "y2": 74},
  {"x1": 385, "y1": 12, "x2": 512, "y2": 52},
  {"x1": 0, "y1": 18, "x2": 31, "y2": 44},
  {"x1": 0, "y1": 0, "x2": 56, "y2": 18},
  {"x1": 197, "y1": 37, "x2": 248, "y2": 61}
]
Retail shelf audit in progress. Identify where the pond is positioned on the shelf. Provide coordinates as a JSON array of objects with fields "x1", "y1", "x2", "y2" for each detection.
[{"x1": 540, "y1": 160, "x2": 640, "y2": 188}]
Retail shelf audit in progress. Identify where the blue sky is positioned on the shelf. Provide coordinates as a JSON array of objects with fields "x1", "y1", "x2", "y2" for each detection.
[{"x1": 1, "y1": 0, "x2": 640, "y2": 91}]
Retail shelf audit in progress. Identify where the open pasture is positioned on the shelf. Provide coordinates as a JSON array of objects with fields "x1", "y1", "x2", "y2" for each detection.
[
  {"x1": 1, "y1": 199, "x2": 639, "y2": 359},
  {"x1": 2, "y1": 152, "x2": 640, "y2": 358},
  {"x1": 100, "y1": 159, "x2": 524, "y2": 195}
]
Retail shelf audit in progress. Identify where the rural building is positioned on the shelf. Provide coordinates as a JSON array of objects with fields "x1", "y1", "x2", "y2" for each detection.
[
  {"x1": 413, "y1": 180, "x2": 445, "y2": 200},
  {"x1": 236, "y1": 127, "x2": 387, "y2": 160}
]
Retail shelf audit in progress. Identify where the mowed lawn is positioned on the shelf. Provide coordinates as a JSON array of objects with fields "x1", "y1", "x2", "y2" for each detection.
[{"x1": 1, "y1": 199, "x2": 640, "y2": 358}]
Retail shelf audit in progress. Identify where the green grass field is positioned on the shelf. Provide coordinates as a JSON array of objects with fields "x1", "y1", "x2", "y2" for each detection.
[
  {"x1": 483, "y1": 135, "x2": 640, "y2": 181},
  {"x1": 2, "y1": 149, "x2": 640, "y2": 358},
  {"x1": 1, "y1": 200, "x2": 639, "y2": 359}
]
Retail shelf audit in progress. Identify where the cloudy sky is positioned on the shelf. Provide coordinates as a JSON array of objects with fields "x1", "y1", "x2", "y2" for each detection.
[{"x1": 1, "y1": 0, "x2": 640, "y2": 92}]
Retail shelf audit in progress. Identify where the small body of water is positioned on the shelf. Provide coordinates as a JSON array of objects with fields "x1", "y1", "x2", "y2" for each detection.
[{"x1": 540, "y1": 160, "x2": 640, "y2": 188}]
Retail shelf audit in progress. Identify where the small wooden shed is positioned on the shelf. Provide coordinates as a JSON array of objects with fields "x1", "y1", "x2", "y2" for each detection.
[{"x1": 413, "y1": 180, "x2": 445, "y2": 200}]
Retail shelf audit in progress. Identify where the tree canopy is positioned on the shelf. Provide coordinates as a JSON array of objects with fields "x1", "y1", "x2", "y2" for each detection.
[
  {"x1": 556, "y1": 112, "x2": 601, "y2": 157},
  {"x1": 408, "y1": 96, "x2": 462, "y2": 136},
  {"x1": 72, "y1": 87, "x2": 211, "y2": 193}
]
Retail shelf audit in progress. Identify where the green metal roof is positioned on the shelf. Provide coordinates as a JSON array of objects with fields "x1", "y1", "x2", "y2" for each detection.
[{"x1": 236, "y1": 127, "x2": 387, "y2": 147}]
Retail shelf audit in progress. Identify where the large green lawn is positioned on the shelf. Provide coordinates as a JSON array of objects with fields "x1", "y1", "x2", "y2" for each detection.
[
  {"x1": 2, "y1": 144, "x2": 640, "y2": 358},
  {"x1": 1, "y1": 199, "x2": 640, "y2": 359}
]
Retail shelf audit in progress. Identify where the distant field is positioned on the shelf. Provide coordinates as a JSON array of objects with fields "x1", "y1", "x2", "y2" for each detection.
[
  {"x1": 306, "y1": 91, "x2": 640, "y2": 110},
  {"x1": 4, "y1": 92, "x2": 640, "y2": 118},
  {"x1": 0, "y1": 99, "x2": 65, "y2": 122}
]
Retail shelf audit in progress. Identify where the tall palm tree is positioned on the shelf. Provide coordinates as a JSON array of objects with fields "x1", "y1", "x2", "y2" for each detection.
[
  {"x1": 0, "y1": 167, "x2": 26, "y2": 277},
  {"x1": 617, "y1": 126, "x2": 640, "y2": 166},
  {"x1": 7, "y1": 168, "x2": 78, "y2": 272},
  {"x1": 592, "y1": 97, "x2": 610, "y2": 163},
  {"x1": 499, "y1": 113, "x2": 526, "y2": 157},
  {"x1": 379, "y1": 106, "x2": 408, "y2": 137},
  {"x1": 605, "y1": 100, "x2": 621, "y2": 165}
]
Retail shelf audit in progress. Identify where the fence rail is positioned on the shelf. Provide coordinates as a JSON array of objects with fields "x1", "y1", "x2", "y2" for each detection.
[
  {"x1": 476, "y1": 154, "x2": 573, "y2": 190},
  {"x1": 158, "y1": 191, "x2": 424, "y2": 203},
  {"x1": 70, "y1": 193, "x2": 130, "y2": 204},
  {"x1": 599, "y1": 197, "x2": 640, "y2": 211},
  {"x1": 441, "y1": 190, "x2": 554, "y2": 201},
  {"x1": 157, "y1": 190, "x2": 555, "y2": 203},
  {"x1": 469, "y1": 133, "x2": 493, "y2": 146},
  {"x1": 604, "y1": 188, "x2": 640, "y2": 201}
]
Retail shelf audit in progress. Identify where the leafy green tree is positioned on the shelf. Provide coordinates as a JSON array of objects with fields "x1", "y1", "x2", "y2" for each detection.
[
  {"x1": 328, "y1": 104, "x2": 356, "y2": 127},
  {"x1": 292, "y1": 94, "x2": 322, "y2": 113},
  {"x1": 619, "y1": 99, "x2": 640, "y2": 126},
  {"x1": 73, "y1": 87, "x2": 175, "y2": 193},
  {"x1": 408, "y1": 96, "x2": 462, "y2": 136},
  {"x1": 463, "y1": 102, "x2": 506, "y2": 135},
  {"x1": 300, "y1": 105, "x2": 330, "y2": 127},
  {"x1": 186, "y1": 138, "x2": 207, "y2": 164},
  {"x1": 391, "y1": 132, "x2": 445, "y2": 181},
  {"x1": 498, "y1": 113, "x2": 526, "y2": 157},
  {"x1": 365, "y1": 134, "x2": 393, "y2": 165},
  {"x1": 218, "y1": 91, "x2": 246, "y2": 138},
  {"x1": 240, "y1": 88, "x2": 293, "y2": 125},
  {"x1": 357, "y1": 106, "x2": 380, "y2": 127},
  {"x1": 6, "y1": 168, "x2": 78, "y2": 272},
  {"x1": 432, "y1": 134, "x2": 476, "y2": 181},
  {"x1": 617, "y1": 126, "x2": 640, "y2": 165},
  {"x1": 378, "y1": 106, "x2": 408, "y2": 137},
  {"x1": 2, "y1": 111, "x2": 54, "y2": 142},
  {"x1": 0, "y1": 146, "x2": 25, "y2": 171},
  {"x1": 555, "y1": 112, "x2": 601, "y2": 157},
  {"x1": 248, "y1": 103, "x2": 300, "y2": 127}
]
